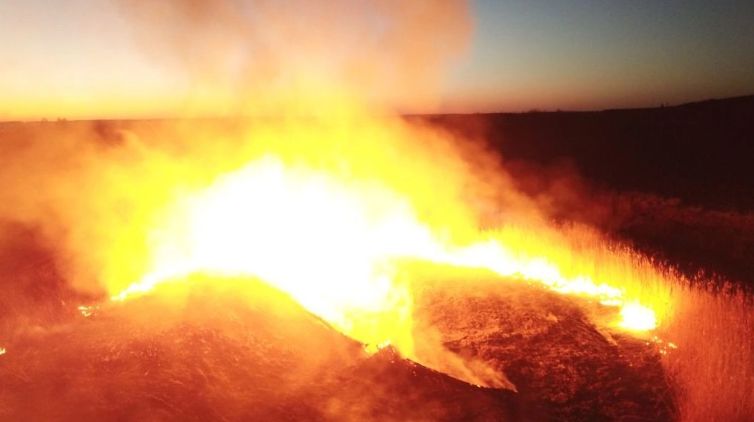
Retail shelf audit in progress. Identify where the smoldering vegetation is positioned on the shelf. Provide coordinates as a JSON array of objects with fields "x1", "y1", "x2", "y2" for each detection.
[
  {"x1": 1, "y1": 96, "x2": 753, "y2": 420},
  {"x1": 0, "y1": 275, "x2": 528, "y2": 421},
  {"x1": 1, "y1": 0, "x2": 753, "y2": 415},
  {"x1": 0, "y1": 200, "x2": 668, "y2": 421},
  {"x1": 425, "y1": 95, "x2": 754, "y2": 420}
]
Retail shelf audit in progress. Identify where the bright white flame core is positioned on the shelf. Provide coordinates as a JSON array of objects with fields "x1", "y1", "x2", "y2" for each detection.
[{"x1": 114, "y1": 156, "x2": 658, "y2": 354}]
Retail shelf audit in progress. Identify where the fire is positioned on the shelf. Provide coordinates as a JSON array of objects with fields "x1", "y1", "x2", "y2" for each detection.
[
  {"x1": 619, "y1": 302, "x2": 658, "y2": 331},
  {"x1": 0, "y1": 0, "x2": 673, "y2": 375},
  {"x1": 115, "y1": 156, "x2": 425, "y2": 352},
  {"x1": 106, "y1": 113, "x2": 669, "y2": 361}
]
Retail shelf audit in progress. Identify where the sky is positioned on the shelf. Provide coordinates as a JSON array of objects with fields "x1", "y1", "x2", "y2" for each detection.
[
  {"x1": 446, "y1": 0, "x2": 754, "y2": 111},
  {"x1": 1, "y1": 0, "x2": 753, "y2": 119}
]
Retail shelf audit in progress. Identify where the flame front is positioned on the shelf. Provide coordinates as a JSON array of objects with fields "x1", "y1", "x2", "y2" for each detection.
[
  {"x1": 107, "y1": 113, "x2": 669, "y2": 359},
  {"x1": 116, "y1": 157, "x2": 426, "y2": 351}
]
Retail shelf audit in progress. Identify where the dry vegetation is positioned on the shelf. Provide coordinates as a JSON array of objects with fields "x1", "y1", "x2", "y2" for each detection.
[
  {"x1": 2, "y1": 112, "x2": 754, "y2": 420},
  {"x1": 661, "y1": 280, "x2": 754, "y2": 421}
]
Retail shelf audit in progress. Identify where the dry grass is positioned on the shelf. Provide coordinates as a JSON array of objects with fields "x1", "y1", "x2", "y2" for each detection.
[{"x1": 658, "y1": 279, "x2": 754, "y2": 421}]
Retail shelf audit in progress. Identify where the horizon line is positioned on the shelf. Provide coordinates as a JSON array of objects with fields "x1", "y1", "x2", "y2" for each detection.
[{"x1": 2, "y1": 93, "x2": 752, "y2": 124}]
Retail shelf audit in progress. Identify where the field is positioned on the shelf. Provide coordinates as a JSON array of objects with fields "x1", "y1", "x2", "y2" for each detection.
[{"x1": 1, "y1": 96, "x2": 753, "y2": 420}]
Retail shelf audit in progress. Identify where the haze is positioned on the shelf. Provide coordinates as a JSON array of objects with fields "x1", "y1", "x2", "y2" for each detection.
[{"x1": 1, "y1": 0, "x2": 753, "y2": 119}]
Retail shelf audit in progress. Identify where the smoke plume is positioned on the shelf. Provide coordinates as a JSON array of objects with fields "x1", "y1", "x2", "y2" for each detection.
[{"x1": 117, "y1": 0, "x2": 472, "y2": 114}]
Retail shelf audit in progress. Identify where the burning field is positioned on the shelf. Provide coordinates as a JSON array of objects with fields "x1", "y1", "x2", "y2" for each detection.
[{"x1": 1, "y1": 1, "x2": 753, "y2": 421}]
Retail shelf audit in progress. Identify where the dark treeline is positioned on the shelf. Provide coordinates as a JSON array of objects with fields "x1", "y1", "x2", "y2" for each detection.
[
  {"x1": 424, "y1": 95, "x2": 754, "y2": 287},
  {"x1": 425, "y1": 95, "x2": 754, "y2": 212}
]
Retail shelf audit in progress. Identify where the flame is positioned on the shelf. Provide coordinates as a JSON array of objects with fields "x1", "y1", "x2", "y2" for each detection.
[
  {"x1": 115, "y1": 157, "x2": 425, "y2": 352},
  {"x1": 106, "y1": 113, "x2": 669, "y2": 360},
  {"x1": 0, "y1": 0, "x2": 673, "y2": 371},
  {"x1": 619, "y1": 302, "x2": 658, "y2": 331}
]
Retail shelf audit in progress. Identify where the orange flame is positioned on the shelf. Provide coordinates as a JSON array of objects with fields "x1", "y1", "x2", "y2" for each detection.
[{"x1": 107, "y1": 112, "x2": 671, "y2": 359}]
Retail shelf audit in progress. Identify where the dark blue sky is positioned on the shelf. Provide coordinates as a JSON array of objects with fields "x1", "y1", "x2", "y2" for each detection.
[{"x1": 444, "y1": 0, "x2": 754, "y2": 110}]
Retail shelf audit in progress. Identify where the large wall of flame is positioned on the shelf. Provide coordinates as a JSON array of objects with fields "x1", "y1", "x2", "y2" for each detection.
[{"x1": 0, "y1": 0, "x2": 678, "y2": 391}]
